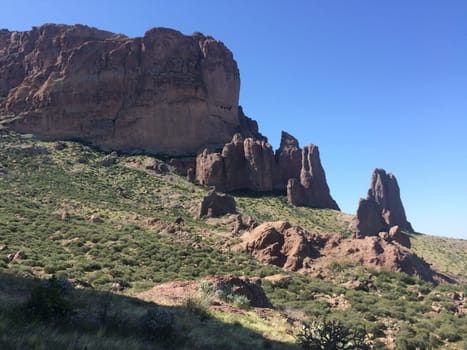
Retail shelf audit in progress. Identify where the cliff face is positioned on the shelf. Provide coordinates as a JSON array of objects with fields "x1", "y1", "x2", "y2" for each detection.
[
  {"x1": 196, "y1": 132, "x2": 340, "y2": 210},
  {"x1": 0, "y1": 23, "x2": 339, "y2": 210},
  {"x1": 0, "y1": 24, "x2": 259, "y2": 155}
]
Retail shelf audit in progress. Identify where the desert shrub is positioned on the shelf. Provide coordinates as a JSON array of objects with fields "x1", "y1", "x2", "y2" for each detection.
[
  {"x1": 23, "y1": 276, "x2": 74, "y2": 322},
  {"x1": 183, "y1": 296, "x2": 211, "y2": 321},
  {"x1": 296, "y1": 318, "x2": 368, "y2": 350},
  {"x1": 199, "y1": 280, "x2": 214, "y2": 295},
  {"x1": 437, "y1": 325, "x2": 461, "y2": 342},
  {"x1": 395, "y1": 327, "x2": 441, "y2": 350},
  {"x1": 140, "y1": 307, "x2": 173, "y2": 339},
  {"x1": 233, "y1": 295, "x2": 251, "y2": 310}
]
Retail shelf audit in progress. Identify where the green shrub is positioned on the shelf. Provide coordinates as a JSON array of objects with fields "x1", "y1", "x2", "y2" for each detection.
[
  {"x1": 183, "y1": 296, "x2": 211, "y2": 321},
  {"x1": 140, "y1": 307, "x2": 173, "y2": 339},
  {"x1": 233, "y1": 295, "x2": 251, "y2": 310},
  {"x1": 23, "y1": 276, "x2": 74, "y2": 322},
  {"x1": 296, "y1": 318, "x2": 369, "y2": 350}
]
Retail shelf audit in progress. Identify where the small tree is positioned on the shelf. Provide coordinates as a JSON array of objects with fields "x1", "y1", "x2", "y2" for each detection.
[{"x1": 296, "y1": 318, "x2": 369, "y2": 350}]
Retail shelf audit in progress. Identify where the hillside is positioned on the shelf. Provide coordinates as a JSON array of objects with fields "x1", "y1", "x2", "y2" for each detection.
[{"x1": 0, "y1": 132, "x2": 465, "y2": 349}]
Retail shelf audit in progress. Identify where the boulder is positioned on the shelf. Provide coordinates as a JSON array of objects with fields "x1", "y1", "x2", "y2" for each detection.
[
  {"x1": 354, "y1": 169, "x2": 414, "y2": 238},
  {"x1": 1, "y1": 24, "x2": 260, "y2": 155},
  {"x1": 216, "y1": 275, "x2": 273, "y2": 308},
  {"x1": 198, "y1": 191, "x2": 236, "y2": 218},
  {"x1": 242, "y1": 221, "x2": 321, "y2": 271}
]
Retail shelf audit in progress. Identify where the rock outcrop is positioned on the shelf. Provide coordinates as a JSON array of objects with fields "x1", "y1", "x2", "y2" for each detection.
[
  {"x1": 241, "y1": 221, "x2": 443, "y2": 282},
  {"x1": 196, "y1": 132, "x2": 339, "y2": 210},
  {"x1": 354, "y1": 169, "x2": 413, "y2": 238},
  {"x1": 0, "y1": 24, "x2": 260, "y2": 155},
  {"x1": 1, "y1": 24, "x2": 339, "y2": 210},
  {"x1": 242, "y1": 221, "x2": 322, "y2": 271},
  {"x1": 287, "y1": 145, "x2": 340, "y2": 210},
  {"x1": 198, "y1": 190, "x2": 236, "y2": 218}
]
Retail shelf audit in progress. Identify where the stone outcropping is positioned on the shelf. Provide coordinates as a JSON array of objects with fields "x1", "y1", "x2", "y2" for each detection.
[
  {"x1": 0, "y1": 24, "x2": 260, "y2": 155},
  {"x1": 198, "y1": 190, "x2": 236, "y2": 218},
  {"x1": 1, "y1": 24, "x2": 338, "y2": 209},
  {"x1": 354, "y1": 169, "x2": 413, "y2": 238},
  {"x1": 287, "y1": 145, "x2": 340, "y2": 209},
  {"x1": 241, "y1": 221, "x2": 443, "y2": 282},
  {"x1": 196, "y1": 131, "x2": 339, "y2": 210},
  {"x1": 242, "y1": 221, "x2": 323, "y2": 271}
]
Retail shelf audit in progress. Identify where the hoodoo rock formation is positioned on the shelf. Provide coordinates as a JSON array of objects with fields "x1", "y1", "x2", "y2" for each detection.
[
  {"x1": 0, "y1": 24, "x2": 260, "y2": 155},
  {"x1": 287, "y1": 145, "x2": 340, "y2": 209},
  {"x1": 354, "y1": 168, "x2": 414, "y2": 238},
  {"x1": 196, "y1": 131, "x2": 339, "y2": 210}
]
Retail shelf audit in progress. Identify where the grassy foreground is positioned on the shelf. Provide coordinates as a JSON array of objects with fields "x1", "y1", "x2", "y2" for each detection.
[{"x1": 0, "y1": 132, "x2": 465, "y2": 349}]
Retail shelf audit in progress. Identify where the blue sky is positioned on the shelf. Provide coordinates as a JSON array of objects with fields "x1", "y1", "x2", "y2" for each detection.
[{"x1": 2, "y1": 1, "x2": 466, "y2": 238}]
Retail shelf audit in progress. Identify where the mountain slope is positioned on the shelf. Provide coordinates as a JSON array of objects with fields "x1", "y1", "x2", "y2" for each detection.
[{"x1": 0, "y1": 132, "x2": 465, "y2": 349}]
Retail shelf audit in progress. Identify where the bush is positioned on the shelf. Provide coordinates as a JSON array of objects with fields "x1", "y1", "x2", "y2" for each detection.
[
  {"x1": 23, "y1": 276, "x2": 74, "y2": 322},
  {"x1": 140, "y1": 307, "x2": 173, "y2": 339},
  {"x1": 183, "y1": 296, "x2": 211, "y2": 321},
  {"x1": 233, "y1": 295, "x2": 251, "y2": 310},
  {"x1": 296, "y1": 318, "x2": 369, "y2": 350}
]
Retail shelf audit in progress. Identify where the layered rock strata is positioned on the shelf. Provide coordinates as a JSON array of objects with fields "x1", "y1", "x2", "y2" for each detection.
[{"x1": 0, "y1": 24, "x2": 260, "y2": 155}]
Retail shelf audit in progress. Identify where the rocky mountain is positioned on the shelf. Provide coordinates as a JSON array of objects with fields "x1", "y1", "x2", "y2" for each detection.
[
  {"x1": 0, "y1": 24, "x2": 260, "y2": 155},
  {"x1": 354, "y1": 168, "x2": 414, "y2": 238},
  {"x1": 0, "y1": 24, "x2": 339, "y2": 210}
]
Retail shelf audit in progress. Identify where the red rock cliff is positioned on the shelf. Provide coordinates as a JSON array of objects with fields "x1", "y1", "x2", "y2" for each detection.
[{"x1": 0, "y1": 24, "x2": 259, "y2": 155}]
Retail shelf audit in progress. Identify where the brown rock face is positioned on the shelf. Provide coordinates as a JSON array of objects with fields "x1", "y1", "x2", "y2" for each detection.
[
  {"x1": 242, "y1": 221, "x2": 321, "y2": 271},
  {"x1": 196, "y1": 131, "x2": 339, "y2": 210},
  {"x1": 287, "y1": 145, "x2": 340, "y2": 210},
  {"x1": 0, "y1": 24, "x2": 259, "y2": 155},
  {"x1": 354, "y1": 198, "x2": 386, "y2": 239},
  {"x1": 354, "y1": 168, "x2": 413, "y2": 238},
  {"x1": 196, "y1": 134, "x2": 275, "y2": 192},
  {"x1": 198, "y1": 190, "x2": 236, "y2": 218},
  {"x1": 241, "y1": 221, "x2": 445, "y2": 283},
  {"x1": 275, "y1": 131, "x2": 302, "y2": 188}
]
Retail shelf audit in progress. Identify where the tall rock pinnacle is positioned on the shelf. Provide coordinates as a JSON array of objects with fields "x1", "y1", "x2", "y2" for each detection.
[{"x1": 354, "y1": 168, "x2": 413, "y2": 238}]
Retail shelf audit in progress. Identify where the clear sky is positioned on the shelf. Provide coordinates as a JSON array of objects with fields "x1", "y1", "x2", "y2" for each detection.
[{"x1": 2, "y1": 0, "x2": 466, "y2": 239}]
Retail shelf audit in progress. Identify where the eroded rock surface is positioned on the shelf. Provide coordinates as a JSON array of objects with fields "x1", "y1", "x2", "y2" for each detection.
[
  {"x1": 287, "y1": 145, "x2": 339, "y2": 210},
  {"x1": 198, "y1": 190, "x2": 236, "y2": 218},
  {"x1": 241, "y1": 221, "x2": 443, "y2": 282},
  {"x1": 0, "y1": 24, "x2": 259, "y2": 155},
  {"x1": 197, "y1": 132, "x2": 339, "y2": 210},
  {"x1": 242, "y1": 221, "x2": 322, "y2": 271},
  {"x1": 354, "y1": 169, "x2": 413, "y2": 238}
]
